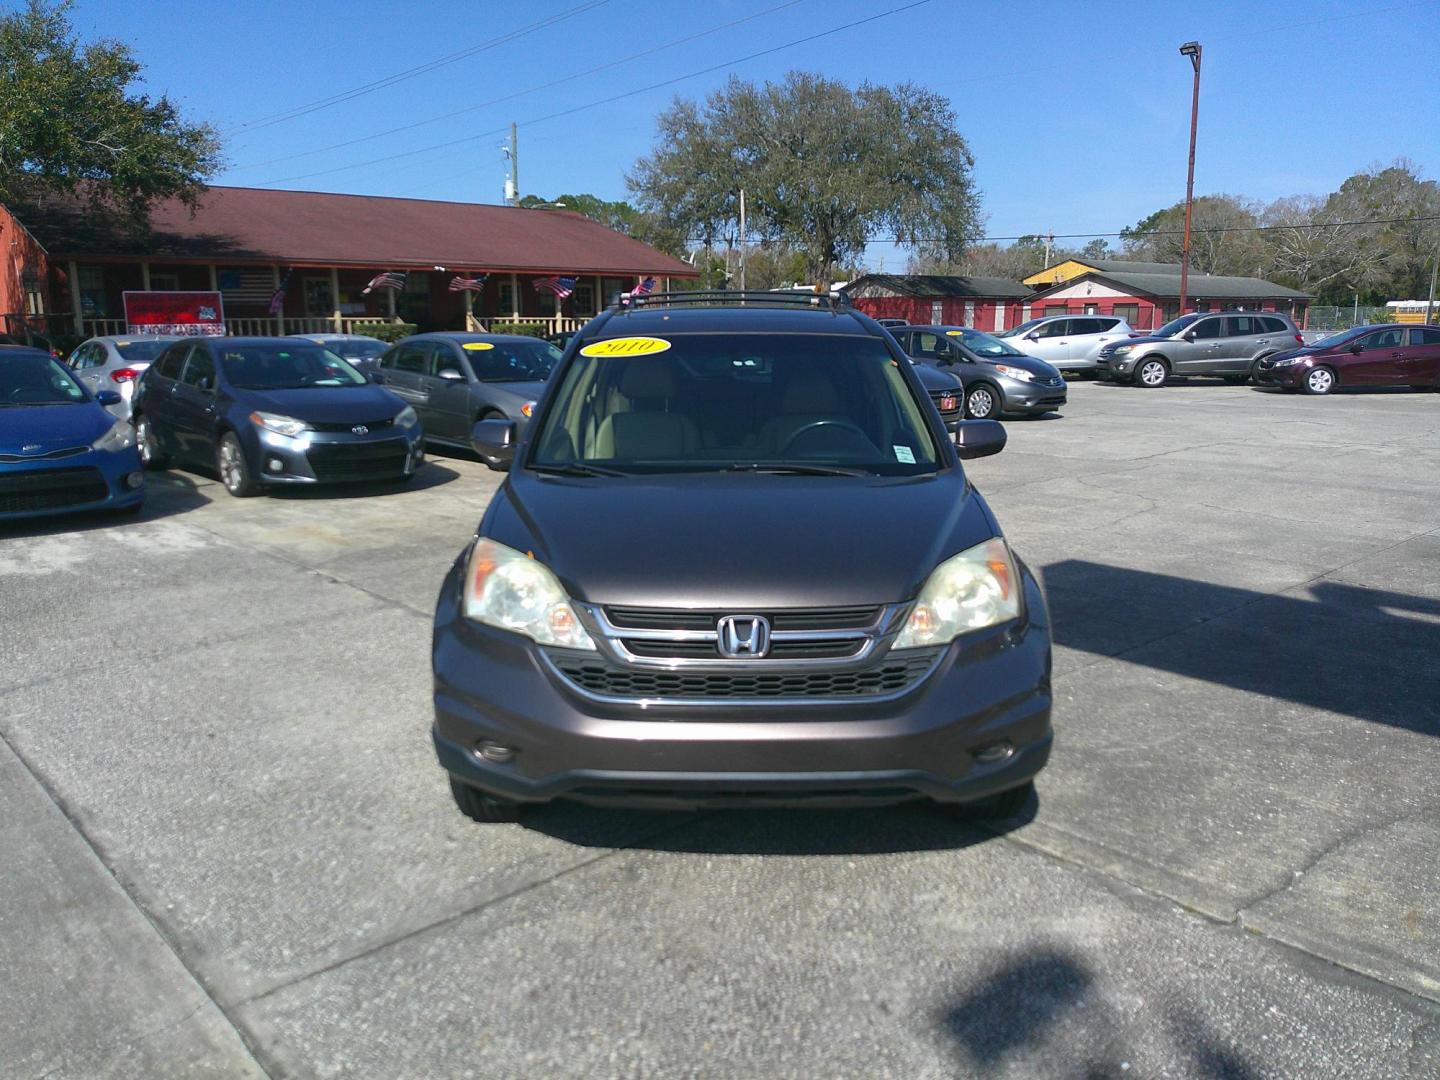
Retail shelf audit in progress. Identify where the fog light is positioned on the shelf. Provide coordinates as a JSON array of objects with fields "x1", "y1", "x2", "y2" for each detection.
[
  {"x1": 123, "y1": 471, "x2": 144, "y2": 489},
  {"x1": 973, "y1": 740, "x2": 1014, "y2": 764},
  {"x1": 476, "y1": 740, "x2": 516, "y2": 764},
  {"x1": 265, "y1": 456, "x2": 285, "y2": 474}
]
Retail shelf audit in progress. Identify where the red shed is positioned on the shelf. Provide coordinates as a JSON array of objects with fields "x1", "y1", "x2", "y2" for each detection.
[{"x1": 844, "y1": 274, "x2": 1033, "y2": 332}]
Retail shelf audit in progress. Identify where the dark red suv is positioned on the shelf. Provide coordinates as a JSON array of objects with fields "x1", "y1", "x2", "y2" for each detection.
[{"x1": 1257, "y1": 323, "x2": 1440, "y2": 394}]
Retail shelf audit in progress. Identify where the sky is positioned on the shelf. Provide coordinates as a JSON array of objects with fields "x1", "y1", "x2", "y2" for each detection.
[{"x1": 60, "y1": 0, "x2": 1440, "y2": 268}]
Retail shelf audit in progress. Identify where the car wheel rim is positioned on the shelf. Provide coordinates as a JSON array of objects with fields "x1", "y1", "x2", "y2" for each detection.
[
  {"x1": 1309, "y1": 370, "x2": 1331, "y2": 392},
  {"x1": 969, "y1": 389, "x2": 994, "y2": 417},
  {"x1": 219, "y1": 441, "x2": 243, "y2": 490},
  {"x1": 1142, "y1": 363, "x2": 1165, "y2": 385}
]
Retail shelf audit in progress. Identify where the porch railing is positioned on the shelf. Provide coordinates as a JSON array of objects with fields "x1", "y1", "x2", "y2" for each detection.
[{"x1": 76, "y1": 313, "x2": 591, "y2": 340}]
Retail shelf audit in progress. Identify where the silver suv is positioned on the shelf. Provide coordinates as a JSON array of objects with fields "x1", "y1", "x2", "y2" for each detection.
[
  {"x1": 998, "y1": 315, "x2": 1133, "y2": 374},
  {"x1": 1097, "y1": 312, "x2": 1303, "y2": 387}
]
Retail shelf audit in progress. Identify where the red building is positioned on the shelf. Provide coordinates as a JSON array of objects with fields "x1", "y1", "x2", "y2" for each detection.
[
  {"x1": 845, "y1": 274, "x2": 1035, "y2": 332},
  {"x1": 1023, "y1": 269, "x2": 1311, "y2": 331},
  {"x1": 2, "y1": 186, "x2": 695, "y2": 342}
]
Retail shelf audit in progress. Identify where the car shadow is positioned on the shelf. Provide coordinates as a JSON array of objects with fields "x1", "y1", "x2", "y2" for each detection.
[
  {"x1": 519, "y1": 789, "x2": 1037, "y2": 855},
  {"x1": 937, "y1": 948, "x2": 1261, "y2": 1077},
  {"x1": 1249, "y1": 384, "x2": 1428, "y2": 396},
  {"x1": 1043, "y1": 560, "x2": 1440, "y2": 736},
  {"x1": 262, "y1": 461, "x2": 461, "y2": 501},
  {"x1": 0, "y1": 469, "x2": 212, "y2": 537}
]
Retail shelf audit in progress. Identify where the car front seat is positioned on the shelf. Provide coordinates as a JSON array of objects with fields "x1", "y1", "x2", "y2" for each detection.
[
  {"x1": 759, "y1": 371, "x2": 846, "y2": 454},
  {"x1": 593, "y1": 362, "x2": 700, "y2": 460}
]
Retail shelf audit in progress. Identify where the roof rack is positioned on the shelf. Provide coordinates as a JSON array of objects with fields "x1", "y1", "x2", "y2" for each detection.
[{"x1": 615, "y1": 289, "x2": 852, "y2": 311}]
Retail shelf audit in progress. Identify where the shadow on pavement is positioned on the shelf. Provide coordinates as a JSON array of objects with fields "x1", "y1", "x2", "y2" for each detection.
[
  {"x1": 0, "y1": 469, "x2": 212, "y2": 538},
  {"x1": 1044, "y1": 560, "x2": 1440, "y2": 735},
  {"x1": 520, "y1": 792, "x2": 1037, "y2": 856},
  {"x1": 155, "y1": 460, "x2": 462, "y2": 501},
  {"x1": 938, "y1": 949, "x2": 1261, "y2": 1078}
]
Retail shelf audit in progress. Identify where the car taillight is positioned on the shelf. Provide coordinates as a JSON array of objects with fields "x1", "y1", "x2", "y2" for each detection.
[
  {"x1": 1294, "y1": 334, "x2": 1303, "y2": 343},
  {"x1": 111, "y1": 367, "x2": 141, "y2": 382}
]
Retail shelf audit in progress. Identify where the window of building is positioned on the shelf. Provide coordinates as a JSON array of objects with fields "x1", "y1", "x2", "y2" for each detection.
[
  {"x1": 77, "y1": 265, "x2": 108, "y2": 316},
  {"x1": 498, "y1": 279, "x2": 517, "y2": 316},
  {"x1": 1193, "y1": 302, "x2": 1211, "y2": 313},
  {"x1": 149, "y1": 272, "x2": 180, "y2": 291},
  {"x1": 536, "y1": 287, "x2": 557, "y2": 316},
  {"x1": 1113, "y1": 304, "x2": 1140, "y2": 325},
  {"x1": 1043, "y1": 304, "x2": 1067, "y2": 317},
  {"x1": 22, "y1": 270, "x2": 44, "y2": 315},
  {"x1": 303, "y1": 277, "x2": 333, "y2": 317},
  {"x1": 572, "y1": 281, "x2": 596, "y2": 316}
]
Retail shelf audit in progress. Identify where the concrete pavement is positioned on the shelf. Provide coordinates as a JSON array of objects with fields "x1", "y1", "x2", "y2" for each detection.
[{"x1": 1, "y1": 379, "x2": 1437, "y2": 1077}]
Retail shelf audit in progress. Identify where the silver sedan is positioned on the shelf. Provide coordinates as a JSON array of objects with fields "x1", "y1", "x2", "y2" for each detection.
[{"x1": 66, "y1": 335, "x2": 181, "y2": 419}]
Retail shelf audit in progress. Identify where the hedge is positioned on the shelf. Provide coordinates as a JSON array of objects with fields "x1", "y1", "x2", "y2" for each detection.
[{"x1": 348, "y1": 322, "x2": 418, "y2": 343}]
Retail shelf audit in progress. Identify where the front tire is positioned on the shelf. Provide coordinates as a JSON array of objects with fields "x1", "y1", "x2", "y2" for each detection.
[
  {"x1": 965, "y1": 383, "x2": 1001, "y2": 420},
  {"x1": 134, "y1": 414, "x2": 170, "y2": 470},
  {"x1": 1302, "y1": 366, "x2": 1337, "y2": 395},
  {"x1": 449, "y1": 778, "x2": 522, "y2": 823},
  {"x1": 1136, "y1": 358, "x2": 1169, "y2": 387},
  {"x1": 216, "y1": 432, "x2": 257, "y2": 497}
]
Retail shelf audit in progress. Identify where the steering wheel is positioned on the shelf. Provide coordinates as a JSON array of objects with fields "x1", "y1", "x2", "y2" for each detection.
[{"x1": 780, "y1": 419, "x2": 871, "y2": 455}]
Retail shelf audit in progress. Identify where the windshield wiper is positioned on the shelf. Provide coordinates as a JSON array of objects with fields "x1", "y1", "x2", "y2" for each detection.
[
  {"x1": 723, "y1": 463, "x2": 871, "y2": 477},
  {"x1": 528, "y1": 462, "x2": 631, "y2": 478},
  {"x1": 0, "y1": 400, "x2": 70, "y2": 407}
]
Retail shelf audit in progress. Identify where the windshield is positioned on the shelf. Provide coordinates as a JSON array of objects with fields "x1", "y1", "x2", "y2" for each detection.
[
  {"x1": 114, "y1": 339, "x2": 172, "y2": 363},
  {"x1": 323, "y1": 338, "x2": 386, "y2": 360},
  {"x1": 1, "y1": 353, "x2": 88, "y2": 406},
  {"x1": 1153, "y1": 314, "x2": 1203, "y2": 337},
  {"x1": 468, "y1": 340, "x2": 561, "y2": 382},
  {"x1": 1308, "y1": 328, "x2": 1363, "y2": 349},
  {"x1": 218, "y1": 344, "x2": 368, "y2": 390},
  {"x1": 999, "y1": 318, "x2": 1046, "y2": 338},
  {"x1": 531, "y1": 333, "x2": 940, "y2": 475},
  {"x1": 950, "y1": 328, "x2": 1026, "y2": 357}
]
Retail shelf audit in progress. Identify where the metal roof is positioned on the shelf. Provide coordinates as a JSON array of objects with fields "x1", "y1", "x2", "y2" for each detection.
[
  {"x1": 11, "y1": 186, "x2": 696, "y2": 277},
  {"x1": 1030, "y1": 270, "x2": 1311, "y2": 300},
  {"x1": 845, "y1": 274, "x2": 1033, "y2": 300}
]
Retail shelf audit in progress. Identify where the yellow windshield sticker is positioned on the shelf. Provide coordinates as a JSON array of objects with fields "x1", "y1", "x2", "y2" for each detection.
[
  {"x1": 580, "y1": 336, "x2": 672, "y2": 358},
  {"x1": 945, "y1": 330, "x2": 963, "y2": 336},
  {"x1": 462, "y1": 342, "x2": 495, "y2": 351}
]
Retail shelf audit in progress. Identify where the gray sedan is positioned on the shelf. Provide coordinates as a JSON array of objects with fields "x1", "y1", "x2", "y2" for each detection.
[
  {"x1": 296, "y1": 333, "x2": 389, "y2": 373},
  {"x1": 66, "y1": 334, "x2": 181, "y2": 419},
  {"x1": 376, "y1": 333, "x2": 560, "y2": 469}
]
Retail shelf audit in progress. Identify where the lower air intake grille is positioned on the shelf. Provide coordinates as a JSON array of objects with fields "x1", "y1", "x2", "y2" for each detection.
[
  {"x1": 0, "y1": 467, "x2": 108, "y2": 513},
  {"x1": 305, "y1": 439, "x2": 408, "y2": 481},
  {"x1": 548, "y1": 648, "x2": 941, "y2": 702}
]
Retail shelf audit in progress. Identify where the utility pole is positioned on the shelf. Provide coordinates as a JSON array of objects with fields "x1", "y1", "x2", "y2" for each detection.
[
  {"x1": 1178, "y1": 41, "x2": 1202, "y2": 316},
  {"x1": 1424, "y1": 250, "x2": 1438, "y2": 324},
  {"x1": 1044, "y1": 230, "x2": 1053, "y2": 268},
  {"x1": 503, "y1": 123, "x2": 519, "y2": 206},
  {"x1": 737, "y1": 188, "x2": 748, "y2": 292}
]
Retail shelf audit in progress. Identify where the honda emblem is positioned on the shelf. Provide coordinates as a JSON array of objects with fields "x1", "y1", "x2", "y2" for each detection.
[{"x1": 716, "y1": 615, "x2": 771, "y2": 658}]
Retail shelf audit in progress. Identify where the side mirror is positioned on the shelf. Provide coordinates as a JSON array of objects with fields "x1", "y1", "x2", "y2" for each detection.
[
  {"x1": 369, "y1": 371, "x2": 386, "y2": 384},
  {"x1": 1349, "y1": 342, "x2": 1364, "y2": 354},
  {"x1": 953, "y1": 418, "x2": 1006, "y2": 460},
  {"x1": 471, "y1": 417, "x2": 516, "y2": 465},
  {"x1": 1025, "y1": 332, "x2": 1040, "y2": 342},
  {"x1": 438, "y1": 369, "x2": 466, "y2": 381},
  {"x1": 94, "y1": 389, "x2": 122, "y2": 407}
]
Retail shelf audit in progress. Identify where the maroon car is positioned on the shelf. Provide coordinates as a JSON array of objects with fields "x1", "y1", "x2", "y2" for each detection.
[{"x1": 1257, "y1": 323, "x2": 1440, "y2": 394}]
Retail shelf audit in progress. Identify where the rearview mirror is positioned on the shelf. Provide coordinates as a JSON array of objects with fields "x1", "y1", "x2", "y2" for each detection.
[
  {"x1": 94, "y1": 389, "x2": 122, "y2": 407},
  {"x1": 471, "y1": 417, "x2": 516, "y2": 465},
  {"x1": 953, "y1": 419, "x2": 1007, "y2": 460}
]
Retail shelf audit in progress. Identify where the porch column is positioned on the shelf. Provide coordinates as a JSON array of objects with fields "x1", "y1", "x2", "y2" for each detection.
[
  {"x1": 140, "y1": 262, "x2": 152, "y2": 291},
  {"x1": 208, "y1": 265, "x2": 218, "y2": 290},
  {"x1": 67, "y1": 260, "x2": 84, "y2": 335},
  {"x1": 510, "y1": 274, "x2": 520, "y2": 320},
  {"x1": 385, "y1": 284, "x2": 397, "y2": 323},
  {"x1": 462, "y1": 289, "x2": 475, "y2": 331},
  {"x1": 329, "y1": 267, "x2": 342, "y2": 331},
  {"x1": 273, "y1": 265, "x2": 284, "y2": 335}
]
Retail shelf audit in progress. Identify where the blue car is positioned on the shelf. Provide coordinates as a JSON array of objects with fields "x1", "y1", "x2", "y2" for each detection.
[
  {"x1": 1, "y1": 348, "x2": 145, "y2": 521},
  {"x1": 131, "y1": 337, "x2": 423, "y2": 497}
]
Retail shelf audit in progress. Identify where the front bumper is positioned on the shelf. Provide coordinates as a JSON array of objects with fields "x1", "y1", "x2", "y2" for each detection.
[
  {"x1": 245, "y1": 424, "x2": 425, "y2": 485},
  {"x1": 1096, "y1": 353, "x2": 1137, "y2": 380},
  {"x1": 0, "y1": 448, "x2": 144, "y2": 522},
  {"x1": 431, "y1": 562, "x2": 1054, "y2": 808},
  {"x1": 999, "y1": 377, "x2": 1067, "y2": 415},
  {"x1": 1255, "y1": 363, "x2": 1303, "y2": 387}
]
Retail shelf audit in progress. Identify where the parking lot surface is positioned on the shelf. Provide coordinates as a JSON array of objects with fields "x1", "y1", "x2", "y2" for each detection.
[{"x1": 3, "y1": 379, "x2": 1438, "y2": 1078}]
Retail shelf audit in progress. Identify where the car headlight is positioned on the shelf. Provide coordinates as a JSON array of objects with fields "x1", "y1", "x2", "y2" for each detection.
[
  {"x1": 992, "y1": 364, "x2": 1035, "y2": 382},
  {"x1": 91, "y1": 419, "x2": 136, "y2": 453},
  {"x1": 250, "y1": 411, "x2": 310, "y2": 437},
  {"x1": 1273, "y1": 357, "x2": 1308, "y2": 368},
  {"x1": 462, "y1": 538, "x2": 596, "y2": 650},
  {"x1": 893, "y1": 538, "x2": 1021, "y2": 648},
  {"x1": 1112, "y1": 345, "x2": 1134, "y2": 355},
  {"x1": 395, "y1": 405, "x2": 419, "y2": 428}
]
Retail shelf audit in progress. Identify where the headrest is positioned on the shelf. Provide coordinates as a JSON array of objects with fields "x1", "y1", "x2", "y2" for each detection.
[
  {"x1": 620, "y1": 361, "x2": 679, "y2": 399},
  {"x1": 782, "y1": 372, "x2": 841, "y2": 413}
]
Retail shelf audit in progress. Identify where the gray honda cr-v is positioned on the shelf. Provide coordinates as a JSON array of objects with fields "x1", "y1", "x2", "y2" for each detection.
[{"x1": 432, "y1": 291, "x2": 1053, "y2": 821}]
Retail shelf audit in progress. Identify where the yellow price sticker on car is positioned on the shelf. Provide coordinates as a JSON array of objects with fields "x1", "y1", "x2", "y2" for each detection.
[
  {"x1": 580, "y1": 337, "x2": 672, "y2": 358},
  {"x1": 462, "y1": 342, "x2": 495, "y2": 351},
  {"x1": 946, "y1": 330, "x2": 963, "y2": 336}
]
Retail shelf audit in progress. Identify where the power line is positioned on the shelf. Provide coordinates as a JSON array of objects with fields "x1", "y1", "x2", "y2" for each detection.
[
  {"x1": 224, "y1": 1, "x2": 611, "y2": 135},
  {"x1": 856, "y1": 214, "x2": 1440, "y2": 245},
  {"x1": 231, "y1": 0, "x2": 811, "y2": 172},
  {"x1": 246, "y1": 0, "x2": 938, "y2": 188}
]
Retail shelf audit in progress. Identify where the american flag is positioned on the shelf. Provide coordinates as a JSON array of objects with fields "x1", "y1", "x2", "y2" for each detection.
[
  {"x1": 267, "y1": 269, "x2": 292, "y2": 316},
  {"x1": 448, "y1": 274, "x2": 489, "y2": 293},
  {"x1": 633, "y1": 276, "x2": 656, "y2": 296},
  {"x1": 362, "y1": 271, "x2": 407, "y2": 294},
  {"x1": 533, "y1": 275, "x2": 576, "y2": 300}
]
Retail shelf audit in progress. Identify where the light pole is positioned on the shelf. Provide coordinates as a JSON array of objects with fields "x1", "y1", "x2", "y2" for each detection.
[{"x1": 1178, "y1": 41, "x2": 1202, "y2": 317}]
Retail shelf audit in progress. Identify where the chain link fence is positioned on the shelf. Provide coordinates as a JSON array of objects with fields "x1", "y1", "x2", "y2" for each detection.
[{"x1": 1305, "y1": 305, "x2": 1392, "y2": 330}]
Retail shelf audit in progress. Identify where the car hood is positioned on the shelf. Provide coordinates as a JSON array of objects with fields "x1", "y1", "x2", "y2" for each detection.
[
  {"x1": 910, "y1": 363, "x2": 963, "y2": 390},
  {"x1": 480, "y1": 381, "x2": 549, "y2": 407},
  {"x1": 483, "y1": 469, "x2": 998, "y2": 608},
  {"x1": 979, "y1": 352, "x2": 1061, "y2": 378},
  {"x1": 234, "y1": 384, "x2": 405, "y2": 422},
  {"x1": 1109, "y1": 334, "x2": 1171, "y2": 349},
  {"x1": 0, "y1": 402, "x2": 116, "y2": 454}
]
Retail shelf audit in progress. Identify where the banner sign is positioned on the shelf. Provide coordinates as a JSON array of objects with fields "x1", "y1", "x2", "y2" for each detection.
[{"x1": 122, "y1": 291, "x2": 226, "y2": 336}]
